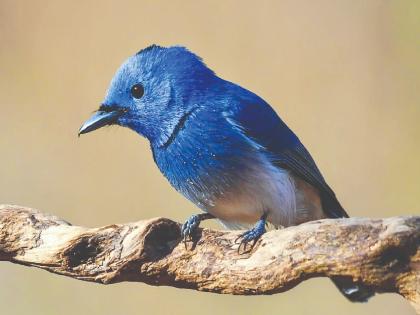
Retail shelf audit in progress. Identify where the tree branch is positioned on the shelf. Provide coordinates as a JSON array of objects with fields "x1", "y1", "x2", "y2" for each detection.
[{"x1": 0, "y1": 205, "x2": 418, "y2": 312}]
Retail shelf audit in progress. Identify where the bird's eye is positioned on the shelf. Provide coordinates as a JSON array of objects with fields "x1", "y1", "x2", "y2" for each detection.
[{"x1": 131, "y1": 83, "x2": 144, "y2": 99}]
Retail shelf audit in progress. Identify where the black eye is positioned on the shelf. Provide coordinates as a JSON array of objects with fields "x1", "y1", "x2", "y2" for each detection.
[{"x1": 131, "y1": 83, "x2": 144, "y2": 99}]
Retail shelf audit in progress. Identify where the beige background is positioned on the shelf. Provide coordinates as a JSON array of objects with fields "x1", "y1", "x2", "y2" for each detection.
[{"x1": 0, "y1": 1, "x2": 419, "y2": 314}]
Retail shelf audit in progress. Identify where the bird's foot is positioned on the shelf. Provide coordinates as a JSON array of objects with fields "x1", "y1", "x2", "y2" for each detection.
[
  {"x1": 181, "y1": 214, "x2": 201, "y2": 242},
  {"x1": 235, "y1": 215, "x2": 267, "y2": 253},
  {"x1": 181, "y1": 213, "x2": 214, "y2": 247}
]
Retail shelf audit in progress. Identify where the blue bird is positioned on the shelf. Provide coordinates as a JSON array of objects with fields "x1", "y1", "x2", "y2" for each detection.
[{"x1": 79, "y1": 45, "x2": 372, "y2": 302}]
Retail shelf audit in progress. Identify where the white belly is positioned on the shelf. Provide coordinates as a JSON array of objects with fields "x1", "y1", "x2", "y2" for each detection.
[{"x1": 204, "y1": 152, "x2": 325, "y2": 229}]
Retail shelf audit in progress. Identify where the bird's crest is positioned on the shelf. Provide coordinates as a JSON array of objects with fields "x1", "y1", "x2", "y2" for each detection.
[{"x1": 136, "y1": 44, "x2": 164, "y2": 55}]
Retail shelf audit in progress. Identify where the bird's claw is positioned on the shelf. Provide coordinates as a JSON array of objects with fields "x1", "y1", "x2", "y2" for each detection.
[
  {"x1": 181, "y1": 215, "x2": 201, "y2": 246},
  {"x1": 235, "y1": 224, "x2": 266, "y2": 253}
]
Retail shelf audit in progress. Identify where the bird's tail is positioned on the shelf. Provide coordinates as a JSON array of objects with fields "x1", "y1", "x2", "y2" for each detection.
[
  {"x1": 321, "y1": 195, "x2": 375, "y2": 302},
  {"x1": 331, "y1": 277, "x2": 375, "y2": 302}
]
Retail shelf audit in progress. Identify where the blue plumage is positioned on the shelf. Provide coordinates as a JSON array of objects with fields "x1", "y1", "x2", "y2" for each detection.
[
  {"x1": 80, "y1": 44, "x2": 347, "y2": 225},
  {"x1": 79, "y1": 45, "x2": 373, "y2": 301}
]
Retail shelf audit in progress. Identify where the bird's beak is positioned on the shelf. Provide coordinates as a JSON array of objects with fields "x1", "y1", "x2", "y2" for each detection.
[{"x1": 78, "y1": 110, "x2": 124, "y2": 136}]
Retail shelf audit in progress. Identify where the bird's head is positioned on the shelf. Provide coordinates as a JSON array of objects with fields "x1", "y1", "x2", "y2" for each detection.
[{"x1": 79, "y1": 45, "x2": 216, "y2": 146}]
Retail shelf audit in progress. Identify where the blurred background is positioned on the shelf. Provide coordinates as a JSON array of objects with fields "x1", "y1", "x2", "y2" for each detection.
[{"x1": 0, "y1": 0, "x2": 419, "y2": 314}]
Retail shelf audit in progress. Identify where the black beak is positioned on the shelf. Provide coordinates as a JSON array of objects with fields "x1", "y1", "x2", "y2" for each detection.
[{"x1": 78, "y1": 109, "x2": 124, "y2": 136}]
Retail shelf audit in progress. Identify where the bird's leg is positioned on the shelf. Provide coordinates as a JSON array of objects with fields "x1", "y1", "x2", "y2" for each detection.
[
  {"x1": 181, "y1": 213, "x2": 214, "y2": 243},
  {"x1": 235, "y1": 213, "x2": 267, "y2": 252}
]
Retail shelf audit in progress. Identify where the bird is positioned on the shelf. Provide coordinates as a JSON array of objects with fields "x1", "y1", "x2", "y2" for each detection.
[{"x1": 79, "y1": 44, "x2": 373, "y2": 302}]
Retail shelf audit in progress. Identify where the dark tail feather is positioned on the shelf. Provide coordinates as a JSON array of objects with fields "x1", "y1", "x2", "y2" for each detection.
[
  {"x1": 332, "y1": 277, "x2": 375, "y2": 302},
  {"x1": 321, "y1": 194, "x2": 374, "y2": 301},
  {"x1": 321, "y1": 192, "x2": 349, "y2": 219}
]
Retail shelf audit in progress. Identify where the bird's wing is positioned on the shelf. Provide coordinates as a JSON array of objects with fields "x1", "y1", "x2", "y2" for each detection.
[{"x1": 227, "y1": 99, "x2": 348, "y2": 218}]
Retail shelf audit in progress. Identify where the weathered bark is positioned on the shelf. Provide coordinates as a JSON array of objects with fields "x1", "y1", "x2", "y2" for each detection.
[{"x1": 0, "y1": 205, "x2": 418, "y2": 312}]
